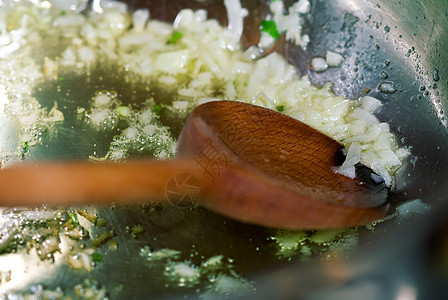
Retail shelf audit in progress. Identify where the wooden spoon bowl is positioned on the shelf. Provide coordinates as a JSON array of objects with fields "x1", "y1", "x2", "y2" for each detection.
[
  {"x1": 179, "y1": 101, "x2": 389, "y2": 229},
  {"x1": 0, "y1": 101, "x2": 389, "y2": 229}
]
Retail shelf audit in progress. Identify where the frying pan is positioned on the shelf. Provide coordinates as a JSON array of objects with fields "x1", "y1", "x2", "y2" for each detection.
[{"x1": 0, "y1": 0, "x2": 447, "y2": 299}]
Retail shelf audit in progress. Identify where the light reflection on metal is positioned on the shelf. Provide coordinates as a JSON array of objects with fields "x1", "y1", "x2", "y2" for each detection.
[{"x1": 395, "y1": 284, "x2": 418, "y2": 300}]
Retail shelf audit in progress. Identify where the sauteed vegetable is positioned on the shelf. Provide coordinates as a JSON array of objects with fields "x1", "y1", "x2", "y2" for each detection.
[{"x1": 0, "y1": 0, "x2": 423, "y2": 298}]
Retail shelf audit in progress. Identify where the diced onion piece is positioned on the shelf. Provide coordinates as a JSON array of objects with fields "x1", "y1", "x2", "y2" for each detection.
[
  {"x1": 90, "y1": 109, "x2": 110, "y2": 124},
  {"x1": 207, "y1": 274, "x2": 253, "y2": 295},
  {"x1": 326, "y1": 50, "x2": 344, "y2": 67},
  {"x1": 48, "y1": 105, "x2": 64, "y2": 122},
  {"x1": 361, "y1": 95, "x2": 382, "y2": 112},
  {"x1": 378, "y1": 149, "x2": 402, "y2": 170},
  {"x1": 350, "y1": 108, "x2": 380, "y2": 124},
  {"x1": 311, "y1": 57, "x2": 328, "y2": 72},
  {"x1": 171, "y1": 262, "x2": 200, "y2": 278},
  {"x1": 224, "y1": 0, "x2": 248, "y2": 42},
  {"x1": 396, "y1": 147, "x2": 411, "y2": 159},
  {"x1": 243, "y1": 46, "x2": 263, "y2": 61},
  {"x1": 342, "y1": 142, "x2": 362, "y2": 166},
  {"x1": 173, "y1": 9, "x2": 194, "y2": 30},
  {"x1": 378, "y1": 123, "x2": 390, "y2": 132},
  {"x1": 43, "y1": 57, "x2": 58, "y2": 80},
  {"x1": 81, "y1": 23, "x2": 97, "y2": 46},
  {"x1": 147, "y1": 20, "x2": 173, "y2": 36},
  {"x1": 294, "y1": 0, "x2": 311, "y2": 14},
  {"x1": 154, "y1": 49, "x2": 189, "y2": 74},
  {"x1": 77, "y1": 46, "x2": 95, "y2": 65},
  {"x1": 301, "y1": 34, "x2": 310, "y2": 48},
  {"x1": 132, "y1": 9, "x2": 149, "y2": 32},
  {"x1": 269, "y1": 1, "x2": 284, "y2": 14},
  {"x1": 334, "y1": 142, "x2": 361, "y2": 179},
  {"x1": 258, "y1": 31, "x2": 276, "y2": 49},
  {"x1": 116, "y1": 106, "x2": 130, "y2": 117},
  {"x1": 93, "y1": 94, "x2": 112, "y2": 107},
  {"x1": 172, "y1": 101, "x2": 189, "y2": 110},
  {"x1": 371, "y1": 162, "x2": 392, "y2": 187},
  {"x1": 53, "y1": 14, "x2": 86, "y2": 27}
]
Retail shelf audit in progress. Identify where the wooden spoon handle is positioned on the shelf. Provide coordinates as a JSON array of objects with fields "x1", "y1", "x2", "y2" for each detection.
[{"x1": 0, "y1": 159, "x2": 202, "y2": 207}]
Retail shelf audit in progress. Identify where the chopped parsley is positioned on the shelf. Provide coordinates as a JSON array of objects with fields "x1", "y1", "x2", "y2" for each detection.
[
  {"x1": 154, "y1": 103, "x2": 163, "y2": 115},
  {"x1": 92, "y1": 252, "x2": 103, "y2": 262},
  {"x1": 260, "y1": 20, "x2": 280, "y2": 39},
  {"x1": 168, "y1": 31, "x2": 183, "y2": 44},
  {"x1": 276, "y1": 105, "x2": 285, "y2": 112},
  {"x1": 68, "y1": 212, "x2": 79, "y2": 227}
]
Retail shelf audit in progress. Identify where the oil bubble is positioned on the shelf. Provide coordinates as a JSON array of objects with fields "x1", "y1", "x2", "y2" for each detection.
[{"x1": 433, "y1": 68, "x2": 440, "y2": 82}]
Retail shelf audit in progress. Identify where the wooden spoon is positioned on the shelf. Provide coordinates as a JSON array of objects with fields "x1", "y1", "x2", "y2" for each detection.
[{"x1": 0, "y1": 101, "x2": 389, "y2": 229}]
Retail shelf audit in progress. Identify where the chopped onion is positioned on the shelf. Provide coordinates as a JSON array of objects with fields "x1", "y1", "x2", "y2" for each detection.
[
  {"x1": 294, "y1": 0, "x2": 311, "y2": 14},
  {"x1": 361, "y1": 95, "x2": 382, "y2": 112},
  {"x1": 224, "y1": 0, "x2": 248, "y2": 43},
  {"x1": 326, "y1": 50, "x2": 344, "y2": 67},
  {"x1": 132, "y1": 9, "x2": 150, "y2": 32},
  {"x1": 243, "y1": 46, "x2": 263, "y2": 61},
  {"x1": 93, "y1": 94, "x2": 112, "y2": 107},
  {"x1": 258, "y1": 31, "x2": 276, "y2": 49},
  {"x1": 172, "y1": 100, "x2": 189, "y2": 110},
  {"x1": 378, "y1": 149, "x2": 402, "y2": 170},
  {"x1": 350, "y1": 108, "x2": 380, "y2": 125},
  {"x1": 311, "y1": 57, "x2": 328, "y2": 72},
  {"x1": 154, "y1": 49, "x2": 189, "y2": 74},
  {"x1": 334, "y1": 142, "x2": 361, "y2": 179}
]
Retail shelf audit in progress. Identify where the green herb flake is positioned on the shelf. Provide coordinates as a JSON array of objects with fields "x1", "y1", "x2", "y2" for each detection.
[
  {"x1": 168, "y1": 31, "x2": 183, "y2": 44},
  {"x1": 60, "y1": 10, "x2": 67, "y2": 16},
  {"x1": 69, "y1": 212, "x2": 79, "y2": 227},
  {"x1": 260, "y1": 20, "x2": 280, "y2": 39},
  {"x1": 154, "y1": 104, "x2": 163, "y2": 115},
  {"x1": 23, "y1": 141, "x2": 29, "y2": 152},
  {"x1": 57, "y1": 77, "x2": 64, "y2": 82},
  {"x1": 92, "y1": 252, "x2": 103, "y2": 262},
  {"x1": 276, "y1": 105, "x2": 285, "y2": 112}
]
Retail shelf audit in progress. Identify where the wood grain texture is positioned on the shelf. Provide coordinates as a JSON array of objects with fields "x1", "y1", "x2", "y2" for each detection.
[
  {"x1": 179, "y1": 101, "x2": 389, "y2": 229},
  {"x1": 0, "y1": 101, "x2": 389, "y2": 229}
]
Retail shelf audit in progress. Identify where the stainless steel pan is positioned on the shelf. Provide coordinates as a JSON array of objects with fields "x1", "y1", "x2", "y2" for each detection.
[{"x1": 0, "y1": 0, "x2": 447, "y2": 299}]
